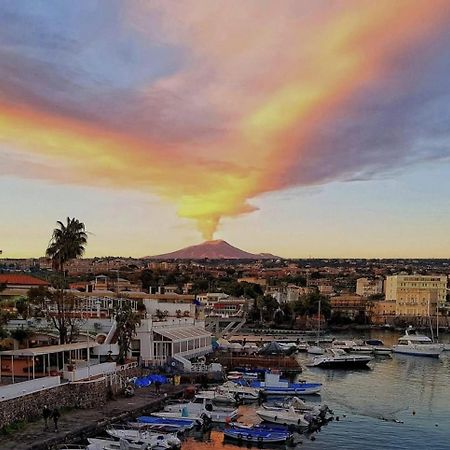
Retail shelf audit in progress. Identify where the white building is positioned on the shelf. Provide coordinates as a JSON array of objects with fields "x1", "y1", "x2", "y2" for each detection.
[{"x1": 356, "y1": 278, "x2": 383, "y2": 297}]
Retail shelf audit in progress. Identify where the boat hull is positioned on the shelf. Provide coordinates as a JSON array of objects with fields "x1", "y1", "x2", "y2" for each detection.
[
  {"x1": 256, "y1": 410, "x2": 309, "y2": 427},
  {"x1": 392, "y1": 348, "x2": 442, "y2": 357}
]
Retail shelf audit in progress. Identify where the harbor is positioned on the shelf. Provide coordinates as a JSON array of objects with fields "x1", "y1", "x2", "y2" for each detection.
[{"x1": 2, "y1": 330, "x2": 449, "y2": 449}]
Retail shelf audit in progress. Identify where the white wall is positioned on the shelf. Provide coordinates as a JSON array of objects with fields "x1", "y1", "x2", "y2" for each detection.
[
  {"x1": 63, "y1": 362, "x2": 116, "y2": 382},
  {"x1": 0, "y1": 376, "x2": 60, "y2": 401}
]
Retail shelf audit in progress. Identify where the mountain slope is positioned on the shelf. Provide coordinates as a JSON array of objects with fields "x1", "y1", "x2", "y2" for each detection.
[{"x1": 147, "y1": 240, "x2": 277, "y2": 260}]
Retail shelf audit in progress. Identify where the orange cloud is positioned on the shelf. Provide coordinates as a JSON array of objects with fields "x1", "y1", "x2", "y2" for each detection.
[{"x1": 2, "y1": 1, "x2": 450, "y2": 239}]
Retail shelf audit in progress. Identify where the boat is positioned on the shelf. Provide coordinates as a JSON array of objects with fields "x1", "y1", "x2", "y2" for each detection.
[
  {"x1": 195, "y1": 388, "x2": 237, "y2": 405},
  {"x1": 219, "y1": 381, "x2": 260, "y2": 401},
  {"x1": 392, "y1": 327, "x2": 444, "y2": 357},
  {"x1": 256, "y1": 405, "x2": 310, "y2": 427},
  {"x1": 307, "y1": 300, "x2": 325, "y2": 355},
  {"x1": 443, "y1": 343, "x2": 450, "y2": 351},
  {"x1": 363, "y1": 339, "x2": 392, "y2": 355},
  {"x1": 262, "y1": 396, "x2": 329, "y2": 415},
  {"x1": 239, "y1": 373, "x2": 321, "y2": 395},
  {"x1": 307, "y1": 345, "x2": 324, "y2": 355},
  {"x1": 223, "y1": 424, "x2": 292, "y2": 444},
  {"x1": 307, "y1": 348, "x2": 372, "y2": 368},
  {"x1": 158, "y1": 397, "x2": 239, "y2": 423},
  {"x1": 136, "y1": 416, "x2": 200, "y2": 429},
  {"x1": 88, "y1": 438, "x2": 151, "y2": 450},
  {"x1": 331, "y1": 340, "x2": 373, "y2": 354},
  {"x1": 106, "y1": 427, "x2": 181, "y2": 448},
  {"x1": 227, "y1": 370, "x2": 259, "y2": 381}
]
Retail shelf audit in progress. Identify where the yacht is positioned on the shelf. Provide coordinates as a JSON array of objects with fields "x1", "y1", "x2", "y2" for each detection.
[
  {"x1": 392, "y1": 327, "x2": 444, "y2": 357},
  {"x1": 307, "y1": 348, "x2": 372, "y2": 368}
]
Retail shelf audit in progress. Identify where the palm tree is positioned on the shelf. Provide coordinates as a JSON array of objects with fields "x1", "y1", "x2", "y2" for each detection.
[{"x1": 46, "y1": 217, "x2": 88, "y2": 275}]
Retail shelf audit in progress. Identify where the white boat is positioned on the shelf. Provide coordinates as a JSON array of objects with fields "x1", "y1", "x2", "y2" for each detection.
[
  {"x1": 159, "y1": 397, "x2": 238, "y2": 423},
  {"x1": 106, "y1": 427, "x2": 181, "y2": 448},
  {"x1": 220, "y1": 381, "x2": 260, "y2": 401},
  {"x1": 262, "y1": 396, "x2": 328, "y2": 414},
  {"x1": 307, "y1": 345, "x2": 324, "y2": 355},
  {"x1": 392, "y1": 327, "x2": 444, "y2": 357},
  {"x1": 364, "y1": 339, "x2": 392, "y2": 356},
  {"x1": 256, "y1": 406, "x2": 310, "y2": 427},
  {"x1": 196, "y1": 388, "x2": 237, "y2": 405},
  {"x1": 88, "y1": 438, "x2": 150, "y2": 450},
  {"x1": 331, "y1": 340, "x2": 373, "y2": 354},
  {"x1": 307, "y1": 348, "x2": 372, "y2": 368}
]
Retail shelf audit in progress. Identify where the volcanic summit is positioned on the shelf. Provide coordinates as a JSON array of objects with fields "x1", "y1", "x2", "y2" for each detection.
[{"x1": 148, "y1": 240, "x2": 278, "y2": 260}]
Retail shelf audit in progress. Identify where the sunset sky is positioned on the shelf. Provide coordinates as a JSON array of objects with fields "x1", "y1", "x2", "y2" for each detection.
[{"x1": 2, "y1": 0, "x2": 450, "y2": 258}]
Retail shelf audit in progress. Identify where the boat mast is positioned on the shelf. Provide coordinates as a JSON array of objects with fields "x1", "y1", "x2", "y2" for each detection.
[{"x1": 317, "y1": 299, "x2": 321, "y2": 344}]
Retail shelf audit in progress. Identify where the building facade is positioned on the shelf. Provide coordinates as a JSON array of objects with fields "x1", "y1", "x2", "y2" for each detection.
[
  {"x1": 384, "y1": 274, "x2": 448, "y2": 316},
  {"x1": 356, "y1": 277, "x2": 383, "y2": 297}
]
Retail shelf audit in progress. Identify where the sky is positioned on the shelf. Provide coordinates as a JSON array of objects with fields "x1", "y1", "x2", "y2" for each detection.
[{"x1": 2, "y1": 0, "x2": 450, "y2": 259}]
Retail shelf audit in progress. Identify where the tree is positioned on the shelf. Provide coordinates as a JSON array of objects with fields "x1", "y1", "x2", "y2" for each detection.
[
  {"x1": 10, "y1": 327, "x2": 34, "y2": 347},
  {"x1": 46, "y1": 217, "x2": 88, "y2": 276},
  {"x1": 28, "y1": 287, "x2": 84, "y2": 344},
  {"x1": 114, "y1": 302, "x2": 141, "y2": 364},
  {"x1": 15, "y1": 297, "x2": 30, "y2": 319}
]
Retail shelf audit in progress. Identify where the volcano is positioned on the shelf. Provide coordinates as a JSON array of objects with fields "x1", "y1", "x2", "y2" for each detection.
[{"x1": 147, "y1": 240, "x2": 278, "y2": 260}]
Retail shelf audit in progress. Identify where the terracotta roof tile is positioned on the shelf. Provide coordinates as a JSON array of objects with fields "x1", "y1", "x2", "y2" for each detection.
[{"x1": 0, "y1": 274, "x2": 49, "y2": 286}]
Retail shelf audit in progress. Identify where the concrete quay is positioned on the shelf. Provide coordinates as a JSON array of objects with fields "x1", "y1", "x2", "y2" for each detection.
[{"x1": 0, "y1": 384, "x2": 187, "y2": 450}]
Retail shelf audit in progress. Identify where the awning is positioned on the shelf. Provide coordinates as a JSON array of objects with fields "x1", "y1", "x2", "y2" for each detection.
[
  {"x1": 0, "y1": 341, "x2": 98, "y2": 357},
  {"x1": 153, "y1": 326, "x2": 211, "y2": 342}
]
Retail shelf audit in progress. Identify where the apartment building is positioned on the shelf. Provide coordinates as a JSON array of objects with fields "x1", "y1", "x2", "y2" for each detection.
[{"x1": 384, "y1": 274, "x2": 447, "y2": 316}]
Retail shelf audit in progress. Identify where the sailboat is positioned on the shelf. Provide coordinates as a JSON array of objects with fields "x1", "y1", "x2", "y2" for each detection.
[{"x1": 307, "y1": 299, "x2": 324, "y2": 355}]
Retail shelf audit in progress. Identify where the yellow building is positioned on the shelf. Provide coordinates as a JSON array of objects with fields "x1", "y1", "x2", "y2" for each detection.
[{"x1": 385, "y1": 275, "x2": 447, "y2": 317}]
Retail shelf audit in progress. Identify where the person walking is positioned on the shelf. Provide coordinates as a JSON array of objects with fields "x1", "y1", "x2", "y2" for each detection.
[
  {"x1": 52, "y1": 407, "x2": 60, "y2": 432},
  {"x1": 42, "y1": 405, "x2": 51, "y2": 431}
]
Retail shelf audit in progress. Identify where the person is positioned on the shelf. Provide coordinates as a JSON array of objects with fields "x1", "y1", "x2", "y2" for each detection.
[
  {"x1": 42, "y1": 405, "x2": 51, "y2": 431},
  {"x1": 154, "y1": 380, "x2": 161, "y2": 394},
  {"x1": 52, "y1": 407, "x2": 60, "y2": 432}
]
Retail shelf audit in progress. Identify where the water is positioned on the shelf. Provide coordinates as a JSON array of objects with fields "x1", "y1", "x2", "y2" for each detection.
[{"x1": 183, "y1": 331, "x2": 450, "y2": 450}]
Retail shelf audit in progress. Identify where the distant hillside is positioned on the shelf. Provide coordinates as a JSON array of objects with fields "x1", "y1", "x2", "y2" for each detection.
[{"x1": 147, "y1": 240, "x2": 279, "y2": 260}]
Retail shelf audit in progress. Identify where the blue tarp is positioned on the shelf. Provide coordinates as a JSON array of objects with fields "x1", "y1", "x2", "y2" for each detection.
[{"x1": 134, "y1": 374, "x2": 168, "y2": 388}]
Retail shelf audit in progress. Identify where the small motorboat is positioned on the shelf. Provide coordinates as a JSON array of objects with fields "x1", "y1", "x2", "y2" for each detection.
[
  {"x1": 106, "y1": 427, "x2": 181, "y2": 448},
  {"x1": 88, "y1": 438, "x2": 150, "y2": 450},
  {"x1": 263, "y1": 396, "x2": 329, "y2": 415},
  {"x1": 332, "y1": 340, "x2": 373, "y2": 354},
  {"x1": 157, "y1": 398, "x2": 239, "y2": 423},
  {"x1": 219, "y1": 381, "x2": 260, "y2": 401},
  {"x1": 307, "y1": 345, "x2": 324, "y2": 355},
  {"x1": 307, "y1": 348, "x2": 372, "y2": 368},
  {"x1": 196, "y1": 388, "x2": 237, "y2": 405},
  {"x1": 136, "y1": 416, "x2": 201, "y2": 429},
  {"x1": 223, "y1": 424, "x2": 292, "y2": 444},
  {"x1": 256, "y1": 406, "x2": 310, "y2": 427}
]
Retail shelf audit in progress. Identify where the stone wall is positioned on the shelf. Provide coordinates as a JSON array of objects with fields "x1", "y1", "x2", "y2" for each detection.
[{"x1": 0, "y1": 378, "x2": 107, "y2": 429}]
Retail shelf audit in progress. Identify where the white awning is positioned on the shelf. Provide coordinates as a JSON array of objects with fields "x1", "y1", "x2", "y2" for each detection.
[
  {"x1": 0, "y1": 341, "x2": 98, "y2": 357},
  {"x1": 153, "y1": 326, "x2": 211, "y2": 342}
]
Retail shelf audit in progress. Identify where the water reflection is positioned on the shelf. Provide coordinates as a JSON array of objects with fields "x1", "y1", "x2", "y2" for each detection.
[{"x1": 182, "y1": 332, "x2": 450, "y2": 449}]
